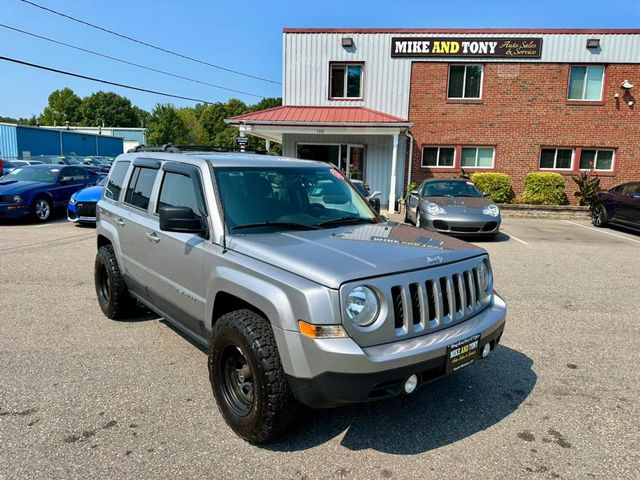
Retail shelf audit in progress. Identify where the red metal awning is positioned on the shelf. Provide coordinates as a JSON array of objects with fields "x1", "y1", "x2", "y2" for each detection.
[{"x1": 227, "y1": 106, "x2": 411, "y2": 127}]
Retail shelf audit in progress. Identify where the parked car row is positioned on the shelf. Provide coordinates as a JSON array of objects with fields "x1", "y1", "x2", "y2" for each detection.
[{"x1": 0, "y1": 164, "x2": 104, "y2": 222}]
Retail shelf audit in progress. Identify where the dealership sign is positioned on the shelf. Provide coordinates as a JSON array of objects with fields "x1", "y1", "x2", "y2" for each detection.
[{"x1": 391, "y1": 37, "x2": 542, "y2": 58}]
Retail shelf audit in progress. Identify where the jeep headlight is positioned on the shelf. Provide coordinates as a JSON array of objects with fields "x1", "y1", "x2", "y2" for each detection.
[
  {"x1": 426, "y1": 202, "x2": 446, "y2": 216},
  {"x1": 345, "y1": 286, "x2": 379, "y2": 327},
  {"x1": 477, "y1": 260, "x2": 493, "y2": 295},
  {"x1": 482, "y1": 204, "x2": 500, "y2": 217}
]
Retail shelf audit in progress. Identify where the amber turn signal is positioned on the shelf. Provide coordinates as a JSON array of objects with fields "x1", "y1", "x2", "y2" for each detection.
[{"x1": 298, "y1": 320, "x2": 348, "y2": 339}]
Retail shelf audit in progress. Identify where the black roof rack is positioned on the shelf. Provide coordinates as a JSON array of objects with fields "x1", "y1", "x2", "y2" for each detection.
[{"x1": 128, "y1": 143, "x2": 268, "y2": 155}]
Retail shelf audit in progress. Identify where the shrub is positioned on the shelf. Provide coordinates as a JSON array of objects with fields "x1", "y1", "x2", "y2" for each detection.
[
  {"x1": 571, "y1": 169, "x2": 601, "y2": 210},
  {"x1": 518, "y1": 172, "x2": 567, "y2": 205},
  {"x1": 470, "y1": 172, "x2": 513, "y2": 203}
]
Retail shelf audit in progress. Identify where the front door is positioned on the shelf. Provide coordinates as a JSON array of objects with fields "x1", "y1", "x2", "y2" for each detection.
[{"x1": 297, "y1": 144, "x2": 365, "y2": 180}]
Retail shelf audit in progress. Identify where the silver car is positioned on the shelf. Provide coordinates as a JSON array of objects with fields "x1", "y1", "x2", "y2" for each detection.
[
  {"x1": 405, "y1": 179, "x2": 501, "y2": 238},
  {"x1": 94, "y1": 149, "x2": 506, "y2": 444}
]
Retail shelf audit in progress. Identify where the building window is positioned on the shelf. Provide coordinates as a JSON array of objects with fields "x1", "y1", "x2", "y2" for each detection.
[
  {"x1": 579, "y1": 149, "x2": 614, "y2": 171},
  {"x1": 448, "y1": 65, "x2": 483, "y2": 99},
  {"x1": 568, "y1": 66, "x2": 604, "y2": 101},
  {"x1": 330, "y1": 63, "x2": 363, "y2": 99},
  {"x1": 461, "y1": 147, "x2": 495, "y2": 168},
  {"x1": 422, "y1": 146, "x2": 455, "y2": 168},
  {"x1": 540, "y1": 148, "x2": 574, "y2": 170}
]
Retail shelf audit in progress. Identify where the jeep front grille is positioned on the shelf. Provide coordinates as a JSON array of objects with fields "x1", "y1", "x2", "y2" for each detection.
[
  {"x1": 340, "y1": 256, "x2": 493, "y2": 347},
  {"x1": 389, "y1": 265, "x2": 487, "y2": 336}
]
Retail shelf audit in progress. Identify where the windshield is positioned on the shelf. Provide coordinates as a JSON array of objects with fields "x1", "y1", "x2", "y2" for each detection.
[
  {"x1": 214, "y1": 166, "x2": 377, "y2": 232},
  {"x1": 2, "y1": 166, "x2": 61, "y2": 183},
  {"x1": 422, "y1": 180, "x2": 482, "y2": 198}
]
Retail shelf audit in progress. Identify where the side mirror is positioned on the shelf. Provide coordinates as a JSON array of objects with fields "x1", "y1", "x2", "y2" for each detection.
[
  {"x1": 410, "y1": 190, "x2": 419, "y2": 196},
  {"x1": 370, "y1": 190, "x2": 381, "y2": 199},
  {"x1": 482, "y1": 192, "x2": 491, "y2": 197},
  {"x1": 159, "y1": 206, "x2": 206, "y2": 235}
]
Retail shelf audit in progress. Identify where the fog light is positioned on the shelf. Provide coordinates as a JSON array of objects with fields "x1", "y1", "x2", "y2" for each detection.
[
  {"x1": 482, "y1": 343, "x2": 491, "y2": 358},
  {"x1": 404, "y1": 374, "x2": 419, "y2": 394}
]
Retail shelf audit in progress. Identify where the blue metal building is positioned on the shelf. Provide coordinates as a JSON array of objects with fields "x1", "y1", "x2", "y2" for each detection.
[{"x1": 0, "y1": 123, "x2": 124, "y2": 160}]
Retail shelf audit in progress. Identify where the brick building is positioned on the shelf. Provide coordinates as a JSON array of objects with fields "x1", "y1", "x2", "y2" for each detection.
[{"x1": 228, "y1": 29, "x2": 640, "y2": 210}]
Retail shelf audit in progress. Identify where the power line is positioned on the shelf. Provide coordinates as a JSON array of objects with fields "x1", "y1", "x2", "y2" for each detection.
[
  {"x1": 0, "y1": 23, "x2": 264, "y2": 99},
  {"x1": 19, "y1": 0, "x2": 281, "y2": 85},
  {"x1": 0, "y1": 55, "x2": 217, "y2": 104}
]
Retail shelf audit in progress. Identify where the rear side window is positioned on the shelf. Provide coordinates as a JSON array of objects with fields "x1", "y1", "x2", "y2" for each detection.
[
  {"x1": 64, "y1": 167, "x2": 86, "y2": 181},
  {"x1": 157, "y1": 172, "x2": 202, "y2": 216},
  {"x1": 105, "y1": 161, "x2": 131, "y2": 201},
  {"x1": 124, "y1": 167, "x2": 158, "y2": 211}
]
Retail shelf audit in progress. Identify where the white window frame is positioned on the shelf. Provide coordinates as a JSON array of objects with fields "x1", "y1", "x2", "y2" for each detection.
[
  {"x1": 329, "y1": 63, "x2": 364, "y2": 99},
  {"x1": 460, "y1": 146, "x2": 495, "y2": 169},
  {"x1": 539, "y1": 148, "x2": 575, "y2": 171},
  {"x1": 579, "y1": 148, "x2": 615, "y2": 172},
  {"x1": 567, "y1": 65, "x2": 605, "y2": 101},
  {"x1": 421, "y1": 146, "x2": 456, "y2": 168},
  {"x1": 447, "y1": 64, "x2": 484, "y2": 100}
]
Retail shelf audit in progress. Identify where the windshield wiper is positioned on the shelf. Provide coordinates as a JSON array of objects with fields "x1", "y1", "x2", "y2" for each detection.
[
  {"x1": 316, "y1": 216, "x2": 376, "y2": 227},
  {"x1": 231, "y1": 221, "x2": 320, "y2": 231}
]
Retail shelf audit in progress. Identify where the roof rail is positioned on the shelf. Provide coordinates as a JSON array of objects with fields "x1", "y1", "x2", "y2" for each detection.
[{"x1": 128, "y1": 144, "x2": 269, "y2": 155}]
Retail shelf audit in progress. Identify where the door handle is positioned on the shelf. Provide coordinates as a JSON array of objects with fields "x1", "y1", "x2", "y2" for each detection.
[
  {"x1": 115, "y1": 217, "x2": 125, "y2": 227},
  {"x1": 145, "y1": 232, "x2": 160, "y2": 244}
]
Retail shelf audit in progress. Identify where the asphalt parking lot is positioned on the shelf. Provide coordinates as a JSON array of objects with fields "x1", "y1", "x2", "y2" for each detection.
[{"x1": 1, "y1": 216, "x2": 638, "y2": 480}]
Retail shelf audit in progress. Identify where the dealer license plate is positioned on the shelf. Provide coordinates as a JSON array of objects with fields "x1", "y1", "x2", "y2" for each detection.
[{"x1": 446, "y1": 334, "x2": 480, "y2": 373}]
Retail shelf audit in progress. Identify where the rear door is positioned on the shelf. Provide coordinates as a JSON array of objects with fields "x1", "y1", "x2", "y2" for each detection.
[
  {"x1": 620, "y1": 183, "x2": 640, "y2": 225},
  {"x1": 143, "y1": 162, "x2": 209, "y2": 336},
  {"x1": 117, "y1": 159, "x2": 161, "y2": 299}
]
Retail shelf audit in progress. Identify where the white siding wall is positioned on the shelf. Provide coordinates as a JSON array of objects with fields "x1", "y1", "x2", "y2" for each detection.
[
  {"x1": 284, "y1": 32, "x2": 640, "y2": 118},
  {"x1": 283, "y1": 133, "x2": 408, "y2": 207}
]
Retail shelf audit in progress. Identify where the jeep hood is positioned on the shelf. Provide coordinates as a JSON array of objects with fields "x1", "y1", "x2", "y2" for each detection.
[{"x1": 228, "y1": 222, "x2": 486, "y2": 289}]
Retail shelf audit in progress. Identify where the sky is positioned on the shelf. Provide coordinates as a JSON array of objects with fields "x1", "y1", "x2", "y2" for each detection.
[{"x1": 1, "y1": 0, "x2": 639, "y2": 118}]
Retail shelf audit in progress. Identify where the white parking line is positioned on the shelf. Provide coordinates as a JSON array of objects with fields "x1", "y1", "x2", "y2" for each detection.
[
  {"x1": 562, "y1": 220, "x2": 640, "y2": 245},
  {"x1": 35, "y1": 220, "x2": 68, "y2": 228},
  {"x1": 504, "y1": 232, "x2": 530, "y2": 245}
]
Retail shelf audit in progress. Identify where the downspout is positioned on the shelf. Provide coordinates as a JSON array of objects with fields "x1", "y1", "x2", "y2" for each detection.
[{"x1": 406, "y1": 130, "x2": 415, "y2": 187}]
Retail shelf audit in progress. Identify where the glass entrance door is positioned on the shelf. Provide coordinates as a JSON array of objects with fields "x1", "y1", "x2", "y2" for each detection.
[
  {"x1": 346, "y1": 145, "x2": 365, "y2": 180},
  {"x1": 297, "y1": 143, "x2": 365, "y2": 180}
]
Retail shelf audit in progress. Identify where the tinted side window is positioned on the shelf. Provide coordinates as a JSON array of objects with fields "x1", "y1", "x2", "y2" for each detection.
[
  {"x1": 105, "y1": 161, "x2": 131, "y2": 201},
  {"x1": 157, "y1": 172, "x2": 201, "y2": 216},
  {"x1": 64, "y1": 167, "x2": 86, "y2": 181},
  {"x1": 124, "y1": 167, "x2": 158, "y2": 211}
]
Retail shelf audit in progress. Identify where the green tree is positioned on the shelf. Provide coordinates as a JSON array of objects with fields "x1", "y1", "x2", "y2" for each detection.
[
  {"x1": 40, "y1": 88, "x2": 81, "y2": 125},
  {"x1": 248, "y1": 97, "x2": 282, "y2": 113},
  {"x1": 176, "y1": 108, "x2": 208, "y2": 144},
  {"x1": 146, "y1": 103, "x2": 189, "y2": 145},
  {"x1": 132, "y1": 106, "x2": 151, "y2": 128},
  {"x1": 78, "y1": 91, "x2": 139, "y2": 127}
]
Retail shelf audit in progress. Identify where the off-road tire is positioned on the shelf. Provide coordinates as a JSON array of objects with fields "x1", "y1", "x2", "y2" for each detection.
[
  {"x1": 94, "y1": 245, "x2": 137, "y2": 319},
  {"x1": 208, "y1": 309, "x2": 298, "y2": 444},
  {"x1": 591, "y1": 204, "x2": 608, "y2": 228}
]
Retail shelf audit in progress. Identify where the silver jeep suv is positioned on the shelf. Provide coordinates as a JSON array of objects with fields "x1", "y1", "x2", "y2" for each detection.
[{"x1": 94, "y1": 149, "x2": 507, "y2": 444}]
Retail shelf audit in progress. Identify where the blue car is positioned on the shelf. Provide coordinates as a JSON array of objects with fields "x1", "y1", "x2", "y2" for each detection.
[
  {"x1": 67, "y1": 177, "x2": 106, "y2": 224},
  {"x1": 592, "y1": 181, "x2": 640, "y2": 232},
  {"x1": 0, "y1": 164, "x2": 101, "y2": 222},
  {"x1": 2, "y1": 160, "x2": 19, "y2": 176}
]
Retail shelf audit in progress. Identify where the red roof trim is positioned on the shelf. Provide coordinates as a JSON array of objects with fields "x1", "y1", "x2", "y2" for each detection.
[
  {"x1": 228, "y1": 106, "x2": 410, "y2": 124},
  {"x1": 283, "y1": 27, "x2": 640, "y2": 34}
]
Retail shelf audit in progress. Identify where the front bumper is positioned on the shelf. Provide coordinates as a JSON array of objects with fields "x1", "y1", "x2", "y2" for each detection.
[
  {"x1": 276, "y1": 295, "x2": 507, "y2": 408},
  {"x1": 67, "y1": 202, "x2": 97, "y2": 223},
  {"x1": 420, "y1": 212, "x2": 501, "y2": 235},
  {"x1": 0, "y1": 203, "x2": 29, "y2": 218}
]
